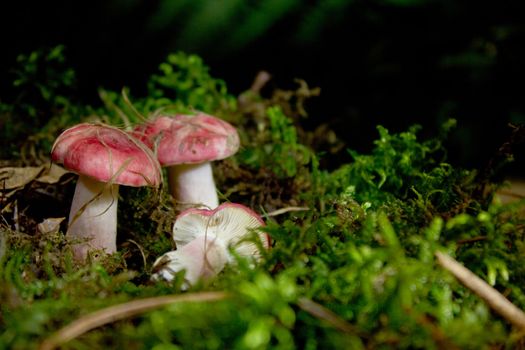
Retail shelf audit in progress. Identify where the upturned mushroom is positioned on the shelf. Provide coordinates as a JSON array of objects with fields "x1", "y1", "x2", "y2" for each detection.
[
  {"x1": 51, "y1": 123, "x2": 161, "y2": 261},
  {"x1": 132, "y1": 113, "x2": 239, "y2": 209},
  {"x1": 152, "y1": 203, "x2": 270, "y2": 288}
]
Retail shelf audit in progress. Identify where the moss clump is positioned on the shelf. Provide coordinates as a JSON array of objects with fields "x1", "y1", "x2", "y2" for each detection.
[{"x1": 1, "y1": 47, "x2": 524, "y2": 349}]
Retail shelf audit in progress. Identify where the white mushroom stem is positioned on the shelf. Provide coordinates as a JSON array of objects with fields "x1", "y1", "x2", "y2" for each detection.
[
  {"x1": 167, "y1": 162, "x2": 219, "y2": 209},
  {"x1": 67, "y1": 175, "x2": 119, "y2": 261},
  {"x1": 152, "y1": 235, "x2": 230, "y2": 289}
]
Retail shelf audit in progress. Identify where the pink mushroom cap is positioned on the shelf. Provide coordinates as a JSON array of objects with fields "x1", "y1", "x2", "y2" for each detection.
[
  {"x1": 173, "y1": 202, "x2": 271, "y2": 258},
  {"x1": 52, "y1": 123, "x2": 161, "y2": 187},
  {"x1": 132, "y1": 113, "x2": 240, "y2": 166}
]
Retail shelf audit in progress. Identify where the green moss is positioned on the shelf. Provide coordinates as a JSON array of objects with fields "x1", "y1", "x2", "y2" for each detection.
[{"x1": 1, "y1": 47, "x2": 524, "y2": 349}]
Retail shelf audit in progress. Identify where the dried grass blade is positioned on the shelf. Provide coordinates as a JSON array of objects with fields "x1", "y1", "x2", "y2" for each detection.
[
  {"x1": 39, "y1": 291, "x2": 230, "y2": 350},
  {"x1": 297, "y1": 297, "x2": 358, "y2": 335}
]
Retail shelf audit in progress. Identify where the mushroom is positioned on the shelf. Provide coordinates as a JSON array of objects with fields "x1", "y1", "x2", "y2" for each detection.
[
  {"x1": 132, "y1": 113, "x2": 239, "y2": 209},
  {"x1": 152, "y1": 203, "x2": 270, "y2": 288},
  {"x1": 51, "y1": 123, "x2": 161, "y2": 261},
  {"x1": 151, "y1": 235, "x2": 230, "y2": 288}
]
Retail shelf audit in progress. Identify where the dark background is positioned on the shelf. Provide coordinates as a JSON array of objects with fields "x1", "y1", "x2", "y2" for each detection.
[{"x1": 1, "y1": 0, "x2": 524, "y2": 174}]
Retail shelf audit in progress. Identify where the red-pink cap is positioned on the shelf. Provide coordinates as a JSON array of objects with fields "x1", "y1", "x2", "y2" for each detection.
[
  {"x1": 51, "y1": 123, "x2": 162, "y2": 187},
  {"x1": 133, "y1": 113, "x2": 240, "y2": 166}
]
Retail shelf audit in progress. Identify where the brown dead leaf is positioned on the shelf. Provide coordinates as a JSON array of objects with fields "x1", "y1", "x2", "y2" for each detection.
[
  {"x1": 36, "y1": 164, "x2": 71, "y2": 184},
  {"x1": 0, "y1": 166, "x2": 45, "y2": 190},
  {"x1": 0, "y1": 190, "x2": 18, "y2": 211},
  {"x1": 0, "y1": 164, "x2": 71, "y2": 191}
]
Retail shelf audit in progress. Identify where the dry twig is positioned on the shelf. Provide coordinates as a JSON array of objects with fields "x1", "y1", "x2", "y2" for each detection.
[{"x1": 435, "y1": 251, "x2": 525, "y2": 330}]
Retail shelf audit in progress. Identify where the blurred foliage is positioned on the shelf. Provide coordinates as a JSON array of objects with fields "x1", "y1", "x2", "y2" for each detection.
[
  {"x1": 144, "y1": 52, "x2": 236, "y2": 115},
  {"x1": 12, "y1": 45, "x2": 76, "y2": 112},
  {"x1": 0, "y1": 45, "x2": 85, "y2": 161},
  {"x1": 2, "y1": 0, "x2": 524, "y2": 172},
  {"x1": 99, "y1": 51, "x2": 237, "y2": 126},
  {"x1": 147, "y1": 0, "x2": 302, "y2": 53},
  {"x1": 1, "y1": 47, "x2": 525, "y2": 349}
]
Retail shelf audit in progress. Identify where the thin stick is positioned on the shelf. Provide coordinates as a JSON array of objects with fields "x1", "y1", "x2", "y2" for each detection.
[
  {"x1": 264, "y1": 206, "x2": 310, "y2": 217},
  {"x1": 456, "y1": 236, "x2": 487, "y2": 246},
  {"x1": 435, "y1": 251, "x2": 525, "y2": 330},
  {"x1": 297, "y1": 297, "x2": 358, "y2": 335},
  {"x1": 39, "y1": 291, "x2": 229, "y2": 350}
]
